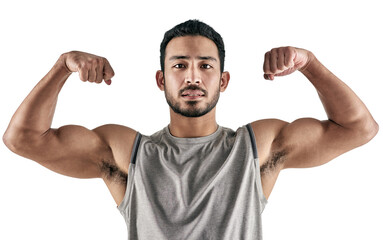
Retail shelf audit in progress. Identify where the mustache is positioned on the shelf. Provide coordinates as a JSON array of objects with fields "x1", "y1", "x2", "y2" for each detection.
[{"x1": 179, "y1": 85, "x2": 207, "y2": 96}]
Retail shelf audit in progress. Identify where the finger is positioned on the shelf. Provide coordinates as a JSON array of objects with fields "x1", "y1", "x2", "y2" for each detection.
[
  {"x1": 79, "y1": 69, "x2": 88, "y2": 82},
  {"x1": 88, "y1": 65, "x2": 97, "y2": 82},
  {"x1": 95, "y1": 65, "x2": 103, "y2": 84},
  {"x1": 270, "y1": 48, "x2": 278, "y2": 73},
  {"x1": 103, "y1": 59, "x2": 115, "y2": 84},
  {"x1": 105, "y1": 79, "x2": 112, "y2": 85},
  {"x1": 264, "y1": 74, "x2": 274, "y2": 80},
  {"x1": 284, "y1": 47, "x2": 295, "y2": 68},
  {"x1": 263, "y1": 51, "x2": 271, "y2": 74},
  {"x1": 277, "y1": 48, "x2": 285, "y2": 71}
]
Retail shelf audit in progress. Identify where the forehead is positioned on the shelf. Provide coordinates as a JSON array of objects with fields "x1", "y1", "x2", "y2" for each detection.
[{"x1": 165, "y1": 36, "x2": 219, "y2": 59}]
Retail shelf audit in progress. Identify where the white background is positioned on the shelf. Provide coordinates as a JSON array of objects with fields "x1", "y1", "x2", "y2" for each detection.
[{"x1": 1, "y1": 0, "x2": 382, "y2": 239}]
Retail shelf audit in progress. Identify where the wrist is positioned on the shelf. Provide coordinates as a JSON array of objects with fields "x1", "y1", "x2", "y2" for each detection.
[
  {"x1": 299, "y1": 51, "x2": 316, "y2": 74},
  {"x1": 45, "y1": 55, "x2": 73, "y2": 85},
  {"x1": 55, "y1": 53, "x2": 72, "y2": 74}
]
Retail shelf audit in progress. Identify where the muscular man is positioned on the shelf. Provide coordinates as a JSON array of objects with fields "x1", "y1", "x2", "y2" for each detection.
[{"x1": 3, "y1": 20, "x2": 378, "y2": 239}]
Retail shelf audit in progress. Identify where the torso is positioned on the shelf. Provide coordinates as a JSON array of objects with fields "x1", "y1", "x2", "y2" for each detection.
[{"x1": 100, "y1": 119, "x2": 288, "y2": 205}]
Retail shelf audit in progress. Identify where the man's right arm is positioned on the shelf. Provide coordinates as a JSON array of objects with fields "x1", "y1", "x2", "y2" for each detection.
[{"x1": 2, "y1": 52, "x2": 136, "y2": 184}]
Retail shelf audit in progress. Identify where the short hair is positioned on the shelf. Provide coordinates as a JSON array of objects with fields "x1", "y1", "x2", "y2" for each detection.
[{"x1": 160, "y1": 19, "x2": 225, "y2": 73}]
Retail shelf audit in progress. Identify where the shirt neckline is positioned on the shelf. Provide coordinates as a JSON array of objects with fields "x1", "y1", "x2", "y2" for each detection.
[{"x1": 164, "y1": 125, "x2": 223, "y2": 144}]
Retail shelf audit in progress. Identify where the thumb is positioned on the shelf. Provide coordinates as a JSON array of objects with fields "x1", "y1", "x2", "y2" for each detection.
[
  {"x1": 104, "y1": 79, "x2": 112, "y2": 85},
  {"x1": 103, "y1": 59, "x2": 115, "y2": 85},
  {"x1": 264, "y1": 74, "x2": 275, "y2": 80}
]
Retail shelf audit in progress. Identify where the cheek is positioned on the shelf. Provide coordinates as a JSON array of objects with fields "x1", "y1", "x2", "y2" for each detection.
[
  {"x1": 164, "y1": 74, "x2": 183, "y2": 92},
  {"x1": 204, "y1": 74, "x2": 221, "y2": 88}
]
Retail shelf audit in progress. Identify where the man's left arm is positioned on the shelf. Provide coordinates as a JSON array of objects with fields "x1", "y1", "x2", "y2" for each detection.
[{"x1": 262, "y1": 47, "x2": 379, "y2": 170}]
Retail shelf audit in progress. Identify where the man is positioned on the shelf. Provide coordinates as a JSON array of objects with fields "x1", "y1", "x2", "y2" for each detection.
[{"x1": 3, "y1": 20, "x2": 378, "y2": 239}]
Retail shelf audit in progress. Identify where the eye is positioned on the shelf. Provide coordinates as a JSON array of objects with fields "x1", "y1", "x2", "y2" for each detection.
[
  {"x1": 201, "y1": 64, "x2": 212, "y2": 69},
  {"x1": 174, "y1": 64, "x2": 186, "y2": 69}
]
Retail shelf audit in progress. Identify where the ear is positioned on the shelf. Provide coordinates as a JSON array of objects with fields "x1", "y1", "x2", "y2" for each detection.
[
  {"x1": 220, "y1": 71, "x2": 230, "y2": 92},
  {"x1": 156, "y1": 70, "x2": 165, "y2": 91}
]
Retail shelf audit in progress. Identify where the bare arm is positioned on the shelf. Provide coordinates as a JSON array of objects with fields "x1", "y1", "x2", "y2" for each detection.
[
  {"x1": 2, "y1": 52, "x2": 130, "y2": 179},
  {"x1": 254, "y1": 47, "x2": 378, "y2": 198}
]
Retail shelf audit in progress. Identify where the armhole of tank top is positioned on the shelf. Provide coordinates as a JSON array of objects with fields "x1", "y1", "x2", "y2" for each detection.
[
  {"x1": 246, "y1": 124, "x2": 268, "y2": 212},
  {"x1": 246, "y1": 124, "x2": 258, "y2": 158},
  {"x1": 117, "y1": 132, "x2": 142, "y2": 213},
  {"x1": 130, "y1": 132, "x2": 142, "y2": 164}
]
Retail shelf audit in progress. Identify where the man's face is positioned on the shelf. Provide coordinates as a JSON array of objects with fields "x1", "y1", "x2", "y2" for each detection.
[{"x1": 158, "y1": 36, "x2": 228, "y2": 118}]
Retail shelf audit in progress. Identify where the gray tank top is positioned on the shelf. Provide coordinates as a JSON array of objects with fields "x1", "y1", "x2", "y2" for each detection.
[{"x1": 118, "y1": 124, "x2": 267, "y2": 240}]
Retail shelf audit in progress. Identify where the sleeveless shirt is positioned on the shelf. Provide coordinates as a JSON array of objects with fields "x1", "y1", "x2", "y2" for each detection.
[{"x1": 118, "y1": 124, "x2": 267, "y2": 240}]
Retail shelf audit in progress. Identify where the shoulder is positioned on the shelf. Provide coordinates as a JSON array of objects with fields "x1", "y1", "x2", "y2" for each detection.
[
  {"x1": 93, "y1": 124, "x2": 138, "y2": 174},
  {"x1": 249, "y1": 119, "x2": 289, "y2": 168},
  {"x1": 93, "y1": 124, "x2": 137, "y2": 144},
  {"x1": 249, "y1": 119, "x2": 289, "y2": 148}
]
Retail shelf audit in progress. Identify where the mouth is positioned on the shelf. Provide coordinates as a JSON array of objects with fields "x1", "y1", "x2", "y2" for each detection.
[{"x1": 181, "y1": 90, "x2": 205, "y2": 99}]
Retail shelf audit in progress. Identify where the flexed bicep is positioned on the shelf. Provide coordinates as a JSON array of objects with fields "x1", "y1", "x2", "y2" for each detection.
[
  {"x1": 276, "y1": 118, "x2": 362, "y2": 169},
  {"x1": 25, "y1": 125, "x2": 113, "y2": 179}
]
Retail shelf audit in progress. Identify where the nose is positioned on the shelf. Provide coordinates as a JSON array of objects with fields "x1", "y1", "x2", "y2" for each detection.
[{"x1": 185, "y1": 67, "x2": 201, "y2": 85}]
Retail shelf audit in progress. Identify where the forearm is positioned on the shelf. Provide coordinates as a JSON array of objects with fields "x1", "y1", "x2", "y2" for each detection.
[
  {"x1": 300, "y1": 53, "x2": 378, "y2": 132},
  {"x1": 4, "y1": 55, "x2": 71, "y2": 144}
]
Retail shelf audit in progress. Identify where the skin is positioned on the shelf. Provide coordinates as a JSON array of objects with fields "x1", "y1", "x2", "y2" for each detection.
[
  {"x1": 156, "y1": 36, "x2": 230, "y2": 137},
  {"x1": 3, "y1": 36, "x2": 379, "y2": 207}
]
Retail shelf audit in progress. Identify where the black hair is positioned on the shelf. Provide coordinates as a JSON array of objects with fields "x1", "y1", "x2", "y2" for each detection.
[{"x1": 160, "y1": 19, "x2": 225, "y2": 73}]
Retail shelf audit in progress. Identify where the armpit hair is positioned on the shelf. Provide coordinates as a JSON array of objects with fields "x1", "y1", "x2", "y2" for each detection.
[
  {"x1": 260, "y1": 149, "x2": 288, "y2": 175},
  {"x1": 100, "y1": 161, "x2": 128, "y2": 184}
]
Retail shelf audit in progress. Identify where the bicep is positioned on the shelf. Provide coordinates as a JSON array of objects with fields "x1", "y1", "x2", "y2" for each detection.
[
  {"x1": 279, "y1": 118, "x2": 361, "y2": 169},
  {"x1": 32, "y1": 125, "x2": 113, "y2": 178}
]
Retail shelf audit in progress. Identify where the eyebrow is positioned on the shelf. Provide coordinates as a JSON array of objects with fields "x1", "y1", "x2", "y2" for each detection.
[{"x1": 169, "y1": 55, "x2": 217, "y2": 62}]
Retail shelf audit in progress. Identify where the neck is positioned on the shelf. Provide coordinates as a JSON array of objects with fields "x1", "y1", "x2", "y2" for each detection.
[{"x1": 168, "y1": 107, "x2": 218, "y2": 138}]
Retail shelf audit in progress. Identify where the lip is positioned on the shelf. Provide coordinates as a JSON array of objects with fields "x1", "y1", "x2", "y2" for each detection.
[
  {"x1": 181, "y1": 95, "x2": 204, "y2": 100},
  {"x1": 181, "y1": 89, "x2": 205, "y2": 96}
]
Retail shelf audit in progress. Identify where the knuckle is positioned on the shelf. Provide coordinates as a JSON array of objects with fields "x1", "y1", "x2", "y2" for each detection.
[
  {"x1": 90, "y1": 58, "x2": 99, "y2": 65},
  {"x1": 66, "y1": 50, "x2": 78, "y2": 56},
  {"x1": 77, "y1": 60, "x2": 85, "y2": 68},
  {"x1": 286, "y1": 47, "x2": 295, "y2": 57},
  {"x1": 81, "y1": 61, "x2": 89, "y2": 68}
]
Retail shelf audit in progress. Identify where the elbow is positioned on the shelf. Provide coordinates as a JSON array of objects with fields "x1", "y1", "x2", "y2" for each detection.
[
  {"x1": 3, "y1": 129, "x2": 14, "y2": 150},
  {"x1": 356, "y1": 119, "x2": 379, "y2": 145},
  {"x1": 368, "y1": 120, "x2": 379, "y2": 140},
  {"x1": 3, "y1": 128, "x2": 24, "y2": 153},
  {"x1": 3, "y1": 127, "x2": 41, "y2": 155}
]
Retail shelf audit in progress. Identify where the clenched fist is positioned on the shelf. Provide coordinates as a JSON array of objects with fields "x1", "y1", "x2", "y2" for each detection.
[
  {"x1": 263, "y1": 47, "x2": 313, "y2": 80},
  {"x1": 60, "y1": 51, "x2": 115, "y2": 85}
]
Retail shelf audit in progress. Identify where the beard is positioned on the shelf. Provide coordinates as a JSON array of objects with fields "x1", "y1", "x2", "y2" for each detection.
[{"x1": 164, "y1": 83, "x2": 220, "y2": 118}]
